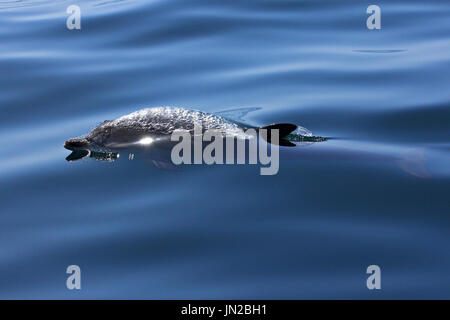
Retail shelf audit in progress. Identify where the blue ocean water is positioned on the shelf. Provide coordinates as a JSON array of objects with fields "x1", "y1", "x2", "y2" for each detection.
[{"x1": 0, "y1": 0, "x2": 449, "y2": 299}]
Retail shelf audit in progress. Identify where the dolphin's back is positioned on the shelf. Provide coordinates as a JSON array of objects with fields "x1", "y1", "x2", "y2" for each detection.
[
  {"x1": 85, "y1": 107, "x2": 245, "y2": 148},
  {"x1": 110, "y1": 107, "x2": 242, "y2": 134}
]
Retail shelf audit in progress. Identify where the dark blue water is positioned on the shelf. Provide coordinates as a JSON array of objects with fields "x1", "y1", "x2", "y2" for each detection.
[{"x1": 1, "y1": 0, "x2": 449, "y2": 299}]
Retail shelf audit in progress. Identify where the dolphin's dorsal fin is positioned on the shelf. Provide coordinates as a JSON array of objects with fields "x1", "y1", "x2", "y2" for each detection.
[{"x1": 259, "y1": 123, "x2": 297, "y2": 139}]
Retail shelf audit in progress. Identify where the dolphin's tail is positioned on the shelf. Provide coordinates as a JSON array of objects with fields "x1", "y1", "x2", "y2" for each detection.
[{"x1": 259, "y1": 123, "x2": 298, "y2": 146}]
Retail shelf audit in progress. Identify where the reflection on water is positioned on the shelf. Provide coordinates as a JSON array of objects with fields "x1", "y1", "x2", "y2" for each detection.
[
  {"x1": 66, "y1": 149, "x2": 118, "y2": 162},
  {"x1": 0, "y1": 0, "x2": 449, "y2": 299}
]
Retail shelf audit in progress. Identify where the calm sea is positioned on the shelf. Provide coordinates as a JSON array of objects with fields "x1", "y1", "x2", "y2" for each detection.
[{"x1": 0, "y1": 0, "x2": 449, "y2": 298}]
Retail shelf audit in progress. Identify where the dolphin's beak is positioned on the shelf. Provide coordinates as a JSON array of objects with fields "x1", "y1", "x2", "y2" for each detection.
[{"x1": 64, "y1": 138, "x2": 89, "y2": 150}]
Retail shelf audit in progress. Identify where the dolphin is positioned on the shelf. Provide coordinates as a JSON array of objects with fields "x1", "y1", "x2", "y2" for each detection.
[
  {"x1": 63, "y1": 107, "x2": 327, "y2": 167},
  {"x1": 64, "y1": 107, "x2": 325, "y2": 152}
]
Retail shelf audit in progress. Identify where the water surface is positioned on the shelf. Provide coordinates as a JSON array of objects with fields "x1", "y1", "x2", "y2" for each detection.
[{"x1": 0, "y1": 0, "x2": 449, "y2": 299}]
